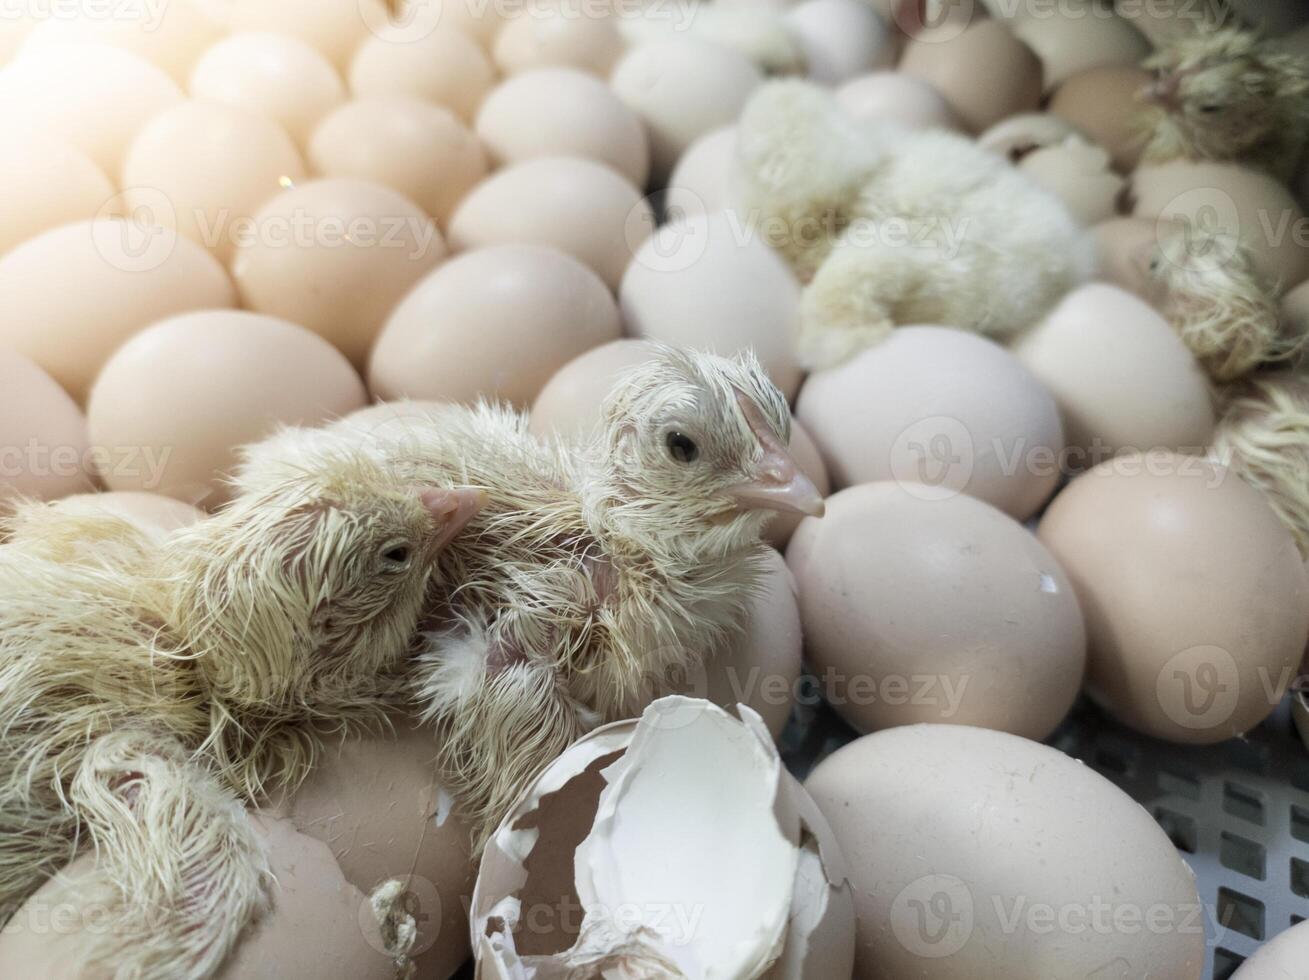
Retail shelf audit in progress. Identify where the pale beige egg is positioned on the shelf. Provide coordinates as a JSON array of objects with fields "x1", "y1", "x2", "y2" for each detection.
[
  {"x1": 620, "y1": 211, "x2": 803, "y2": 400},
  {"x1": 231, "y1": 177, "x2": 445, "y2": 369},
  {"x1": 448, "y1": 156, "x2": 653, "y2": 291},
  {"x1": 1010, "y1": 5, "x2": 1150, "y2": 91},
  {"x1": 796, "y1": 326, "x2": 1063, "y2": 521},
  {"x1": 1012, "y1": 284, "x2": 1215, "y2": 462},
  {"x1": 0, "y1": 137, "x2": 114, "y2": 257},
  {"x1": 50, "y1": 491, "x2": 206, "y2": 540},
  {"x1": 666, "y1": 126, "x2": 738, "y2": 222},
  {"x1": 87, "y1": 311, "x2": 366, "y2": 507},
  {"x1": 835, "y1": 71, "x2": 959, "y2": 130},
  {"x1": 1049, "y1": 65, "x2": 1153, "y2": 173},
  {"x1": 349, "y1": 26, "x2": 495, "y2": 124},
  {"x1": 122, "y1": 101, "x2": 306, "y2": 263},
  {"x1": 976, "y1": 112, "x2": 1085, "y2": 163},
  {"x1": 475, "y1": 68, "x2": 650, "y2": 187},
  {"x1": 784, "y1": 0, "x2": 894, "y2": 84},
  {"x1": 493, "y1": 8, "x2": 624, "y2": 76},
  {"x1": 189, "y1": 32, "x2": 346, "y2": 149},
  {"x1": 788, "y1": 482, "x2": 1085, "y2": 739},
  {"x1": 899, "y1": 20, "x2": 1042, "y2": 133},
  {"x1": 1018, "y1": 139, "x2": 1124, "y2": 226},
  {"x1": 395, "y1": 0, "x2": 510, "y2": 49},
  {"x1": 762, "y1": 419, "x2": 829, "y2": 550},
  {"x1": 805, "y1": 725, "x2": 1206, "y2": 979},
  {"x1": 0, "y1": 11, "x2": 34, "y2": 66},
  {"x1": 370, "y1": 244, "x2": 621, "y2": 408},
  {"x1": 0, "y1": 220, "x2": 236, "y2": 403},
  {"x1": 309, "y1": 97, "x2": 487, "y2": 229},
  {"x1": 1090, "y1": 216, "x2": 1162, "y2": 300},
  {"x1": 0, "y1": 42, "x2": 183, "y2": 176},
  {"x1": 610, "y1": 38, "x2": 762, "y2": 181},
  {"x1": 1039, "y1": 452, "x2": 1309, "y2": 743},
  {"x1": 0, "y1": 351, "x2": 93, "y2": 504},
  {"x1": 1233, "y1": 921, "x2": 1309, "y2": 979},
  {"x1": 221, "y1": 0, "x2": 387, "y2": 70},
  {"x1": 529, "y1": 339, "x2": 658, "y2": 442}
]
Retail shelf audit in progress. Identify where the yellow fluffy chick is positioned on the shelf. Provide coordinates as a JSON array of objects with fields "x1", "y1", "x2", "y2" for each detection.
[{"x1": 235, "y1": 345, "x2": 824, "y2": 844}]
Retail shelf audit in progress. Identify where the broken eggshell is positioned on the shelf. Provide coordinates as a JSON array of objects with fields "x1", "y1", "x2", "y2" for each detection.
[{"x1": 470, "y1": 697, "x2": 854, "y2": 979}]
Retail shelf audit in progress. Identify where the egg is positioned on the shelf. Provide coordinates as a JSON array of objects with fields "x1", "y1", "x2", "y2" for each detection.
[
  {"x1": 0, "y1": 137, "x2": 114, "y2": 257},
  {"x1": 796, "y1": 326, "x2": 1063, "y2": 521},
  {"x1": 231, "y1": 178, "x2": 445, "y2": 369},
  {"x1": 221, "y1": 0, "x2": 387, "y2": 70},
  {"x1": 610, "y1": 38, "x2": 762, "y2": 181},
  {"x1": 370, "y1": 244, "x2": 621, "y2": 408},
  {"x1": 1012, "y1": 284, "x2": 1215, "y2": 463},
  {"x1": 0, "y1": 42, "x2": 183, "y2": 176},
  {"x1": 1010, "y1": 5, "x2": 1150, "y2": 91},
  {"x1": 349, "y1": 26, "x2": 495, "y2": 124},
  {"x1": 1018, "y1": 138, "x2": 1124, "y2": 225},
  {"x1": 1129, "y1": 161, "x2": 1309, "y2": 292},
  {"x1": 493, "y1": 8, "x2": 624, "y2": 76},
  {"x1": 805, "y1": 725, "x2": 1206, "y2": 979},
  {"x1": 0, "y1": 351, "x2": 93, "y2": 504},
  {"x1": 308, "y1": 97, "x2": 488, "y2": 229},
  {"x1": 1039, "y1": 452, "x2": 1309, "y2": 743},
  {"x1": 899, "y1": 19, "x2": 1042, "y2": 133},
  {"x1": 394, "y1": 0, "x2": 509, "y2": 49},
  {"x1": 976, "y1": 112, "x2": 1086, "y2": 163},
  {"x1": 788, "y1": 482, "x2": 1085, "y2": 739},
  {"x1": 763, "y1": 420, "x2": 830, "y2": 550},
  {"x1": 1283, "y1": 280, "x2": 1309, "y2": 340},
  {"x1": 529, "y1": 339, "x2": 659, "y2": 442},
  {"x1": 0, "y1": 220, "x2": 236, "y2": 403},
  {"x1": 189, "y1": 32, "x2": 346, "y2": 149},
  {"x1": 1091, "y1": 216, "x2": 1161, "y2": 300},
  {"x1": 87, "y1": 311, "x2": 366, "y2": 507},
  {"x1": 620, "y1": 211, "x2": 803, "y2": 400},
  {"x1": 0, "y1": 12, "x2": 34, "y2": 66},
  {"x1": 1234, "y1": 920, "x2": 1309, "y2": 978},
  {"x1": 835, "y1": 71, "x2": 960, "y2": 130},
  {"x1": 1049, "y1": 65, "x2": 1153, "y2": 173},
  {"x1": 475, "y1": 68, "x2": 650, "y2": 187},
  {"x1": 121, "y1": 101, "x2": 306, "y2": 263},
  {"x1": 49, "y1": 492, "x2": 206, "y2": 541},
  {"x1": 665, "y1": 126, "x2": 738, "y2": 221},
  {"x1": 784, "y1": 0, "x2": 894, "y2": 84},
  {"x1": 448, "y1": 156, "x2": 653, "y2": 291}
]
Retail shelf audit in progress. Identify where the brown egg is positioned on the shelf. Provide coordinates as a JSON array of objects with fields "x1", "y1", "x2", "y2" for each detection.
[
  {"x1": 1012, "y1": 284, "x2": 1214, "y2": 463},
  {"x1": 370, "y1": 244, "x2": 621, "y2": 408},
  {"x1": 666, "y1": 126, "x2": 738, "y2": 221},
  {"x1": 1129, "y1": 161, "x2": 1309, "y2": 292},
  {"x1": 529, "y1": 339, "x2": 658, "y2": 442},
  {"x1": 0, "y1": 137, "x2": 114, "y2": 256},
  {"x1": 493, "y1": 8, "x2": 623, "y2": 76},
  {"x1": 50, "y1": 491, "x2": 206, "y2": 541},
  {"x1": 620, "y1": 212, "x2": 803, "y2": 400},
  {"x1": 1010, "y1": 7, "x2": 1149, "y2": 92},
  {"x1": 796, "y1": 326, "x2": 1063, "y2": 521},
  {"x1": 1091, "y1": 216, "x2": 1161, "y2": 299},
  {"x1": 783, "y1": 0, "x2": 894, "y2": 85},
  {"x1": 475, "y1": 69, "x2": 650, "y2": 187},
  {"x1": 610, "y1": 38, "x2": 762, "y2": 181},
  {"x1": 222, "y1": 0, "x2": 387, "y2": 70},
  {"x1": 1039, "y1": 452, "x2": 1309, "y2": 743},
  {"x1": 87, "y1": 311, "x2": 366, "y2": 507},
  {"x1": 1049, "y1": 65, "x2": 1153, "y2": 172},
  {"x1": 349, "y1": 26, "x2": 495, "y2": 124},
  {"x1": 899, "y1": 20, "x2": 1042, "y2": 133},
  {"x1": 309, "y1": 97, "x2": 488, "y2": 229},
  {"x1": 0, "y1": 220, "x2": 236, "y2": 403},
  {"x1": 788, "y1": 482, "x2": 1085, "y2": 739},
  {"x1": 231, "y1": 177, "x2": 445, "y2": 369},
  {"x1": 122, "y1": 101, "x2": 306, "y2": 263},
  {"x1": 1018, "y1": 139, "x2": 1124, "y2": 225},
  {"x1": 763, "y1": 420, "x2": 830, "y2": 550},
  {"x1": 836, "y1": 71, "x2": 960, "y2": 130},
  {"x1": 0, "y1": 351, "x2": 93, "y2": 504},
  {"x1": 448, "y1": 156, "x2": 653, "y2": 291},
  {"x1": 190, "y1": 33, "x2": 345, "y2": 150}
]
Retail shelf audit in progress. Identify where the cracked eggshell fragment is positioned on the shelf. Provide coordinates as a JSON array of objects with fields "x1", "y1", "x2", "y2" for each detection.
[{"x1": 471, "y1": 698, "x2": 853, "y2": 979}]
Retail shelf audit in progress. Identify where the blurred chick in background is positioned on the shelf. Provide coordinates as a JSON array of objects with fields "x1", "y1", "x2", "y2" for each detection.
[{"x1": 236, "y1": 345, "x2": 824, "y2": 844}]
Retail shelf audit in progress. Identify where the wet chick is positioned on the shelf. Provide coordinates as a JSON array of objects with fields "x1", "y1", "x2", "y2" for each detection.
[
  {"x1": 1140, "y1": 26, "x2": 1309, "y2": 181},
  {"x1": 235, "y1": 346, "x2": 824, "y2": 845}
]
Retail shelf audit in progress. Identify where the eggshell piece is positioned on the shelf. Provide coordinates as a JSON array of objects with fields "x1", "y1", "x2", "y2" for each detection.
[
  {"x1": 665, "y1": 126, "x2": 738, "y2": 221},
  {"x1": 50, "y1": 492, "x2": 206, "y2": 541},
  {"x1": 0, "y1": 137, "x2": 115, "y2": 256},
  {"x1": 1048, "y1": 65, "x2": 1153, "y2": 173},
  {"x1": 835, "y1": 71, "x2": 959, "y2": 130},
  {"x1": 349, "y1": 26, "x2": 495, "y2": 124},
  {"x1": 122, "y1": 100, "x2": 306, "y2": 263},
  {"x1": 1012, "y1": 284, "x2": 1215, "y2": 461},
  {"x1": 805, "y1": 725, "x2": 1206, "y2": 979},
  {"x1": 1233, "y1": 920, "x2": 1309, "y2": 978},
  {"x1": 763, "y1": 420, "x2": 830, "y2": 550},
  {"x1": 784, "y1": 0, "x2": 894, "y2": 85},
  {"x1": 448, "y1": 156, "x2": 652, "y2": 291},
  {"x1": 610, "y1": 38, "x2": 762, "y2": 181},
  {"x1": 493, "y1": 9, "x2": 624, "y2": 76},
  {"x1": 796, "y1": 326, "x2": 1063, "y2": 521},
  {"x1": 1091, "y1": 216, "x2": 1160, "y2": 300},
  {"x1": 1010, "y1": 6, "x2": 1149, "y2": 91},
  {"x1": 0, "y1": 220, "x2": 237, "y2": 403},
  {"x1": 370, "y1": 244, "x2": 621, "y2": 408},
  {"x1": 231, "y1": 177, "x2": 445, "y2": 369},
  {"x1": 1018, "y1": 139, "x2": 1124, "y2": 225},
  {"x1": 221, "y1": 0, "x2": 386, "y2": 70},
  {"x1": 475, "y1": 69, "x2": 650, "y2": 187},
  {"x1": 0, "y1": 351, "x2": 93, "y2": 504},
  {"x1": 899, "y1": 20, "x2": 1042, "y2": 133},
  {"x1": 1038, "y1": 452, "x2": 1309, "y2": 743},
  {"x1": 87, "y1": 311, "x2": 366, "y2": 507},
  {"x1": 529, "y1": 339, "x2": 659, "y2": 442},
  {"x1": 309, "y1": 97, "x2": 487, "y2": 229},
  {"x1": 189, "y1": 32, "x2": 344, "y2": 150},
  {"x1": 976, "y1": 112, "x2": 1085, "y2": 163}
]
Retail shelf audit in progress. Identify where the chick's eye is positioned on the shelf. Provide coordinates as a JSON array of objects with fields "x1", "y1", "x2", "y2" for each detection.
[
  {"x1": 665, "y1": 431, "x2": 700, "y2": 464},
  {"x1": 380, "y1": 545, "x2": 411, "y2": 571},
  {"x1": 1199, "y1": 104, "x2": 1221, "y2": 113}
]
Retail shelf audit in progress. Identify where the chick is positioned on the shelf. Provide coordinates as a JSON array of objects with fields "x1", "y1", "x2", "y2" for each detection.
[
  {"x1": 735, "y1": 80, "x2": 1094, "y2": 370},
  {"x1": 234, "y1": 346, "x2": 824, "y2": 844},
  {"x1": 1140, "y1": 26, "x2": 1309, "y2": 181},
  {"x1": 0, "y1": 459, "x2": 482, "y2": 978}
]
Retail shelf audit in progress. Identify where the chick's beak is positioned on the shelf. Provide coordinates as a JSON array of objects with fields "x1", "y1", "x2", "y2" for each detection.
[
  {"x1": 420, "y1": 488, "x2": 486, "y2": 552},
  {"x1": 730, "y1": 393, "x2": 826, "y2": 518},
  {"x1": 1141, "y1": 74, "x2": 1182, "y2": 111}
]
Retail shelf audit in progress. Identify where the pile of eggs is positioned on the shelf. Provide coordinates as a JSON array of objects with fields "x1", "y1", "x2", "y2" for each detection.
[{"x1": 3, "y1": 0, "x2": 1309, "y2": 977}]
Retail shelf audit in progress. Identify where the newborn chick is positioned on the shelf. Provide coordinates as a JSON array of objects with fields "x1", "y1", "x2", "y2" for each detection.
[
  {"x1": 1140, "y1": 26, "x2": 1309, "y2": 181},
  {"x1": 735, "y1": 80, "x2": 1094, "y2": 370},
  {"x1": 235, "y1": 346, "x2": 823, "y2": 844},
  {"x1": 0, "y1": 459, "x2": 481, "y2": 979}
]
